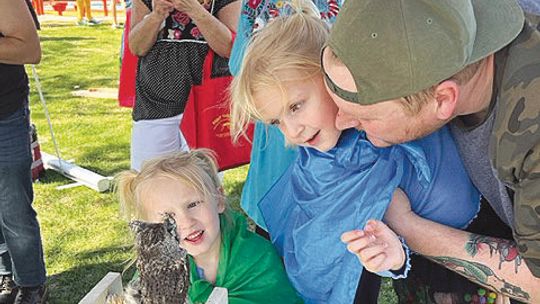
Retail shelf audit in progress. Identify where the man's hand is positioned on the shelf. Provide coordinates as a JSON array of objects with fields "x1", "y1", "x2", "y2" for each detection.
[{"x1": 341, "y1": 220, "x2": 405, "y2": 273}]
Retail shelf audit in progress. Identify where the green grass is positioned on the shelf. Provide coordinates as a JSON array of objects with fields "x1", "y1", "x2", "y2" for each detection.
[{"x1": 29, "y1": 19, "x2": 396, "y2": 303}]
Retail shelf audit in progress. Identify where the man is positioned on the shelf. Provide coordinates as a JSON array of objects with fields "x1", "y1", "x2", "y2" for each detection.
[
  {"x1": 0, "y1": 0, "x2": 47, "y2": 303},
  {"x1": 321, "y1": 0, "x2": 540, "y2": 303}
]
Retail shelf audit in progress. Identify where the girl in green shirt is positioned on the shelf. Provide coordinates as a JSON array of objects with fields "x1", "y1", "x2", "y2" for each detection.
[{"x1": 117, "y1": 149, "x2": 302, "y2": 303}]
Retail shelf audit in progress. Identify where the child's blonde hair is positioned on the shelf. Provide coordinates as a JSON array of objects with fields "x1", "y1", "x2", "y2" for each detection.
[
  {"x1": 230, "y1": 0, "x2": 329, "y2": 142},
  {"x1": 116, "y1": 149, "x2": 224, "y2": 221}
]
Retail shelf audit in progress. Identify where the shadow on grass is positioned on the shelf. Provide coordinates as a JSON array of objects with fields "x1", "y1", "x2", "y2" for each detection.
[
  {"x1": 34, "y1": 140, "x2": 129, "y2": 182},
  {"x1": 40, "y1": 36, "x2": 95, "y2": 42},
  {"x1": 46, "y1": 245, "x2": 134, "y2": 304},
  {"x1": 55, "y1": 109, "x2": 129, "y2": 118},
  {"x1": 79, "y1": 142, "x2": 131, "y2": 176},
  {"x1": 40, "y1": 22, "x2": 112, "y2": 29},
  {"x1": 35, "y1": 165, "x2": 113, "y2": 186},
  {"x1": 40, "y1": 23, "x2": 76, "y2": 29},
  {"x1": 36, "y1": 169, "x2": 70, "y2": 185},
  {"x1": 36, "y1": 73, "x2": 105, "y2": 95},
  {"x1": 73, "y1": 245, "x2": 133, "y2": 263}
]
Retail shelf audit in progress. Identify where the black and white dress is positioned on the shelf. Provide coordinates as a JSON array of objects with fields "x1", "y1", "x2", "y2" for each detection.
[{"x1": 130, "y1": 0, "x2": 235, "y2": 171}]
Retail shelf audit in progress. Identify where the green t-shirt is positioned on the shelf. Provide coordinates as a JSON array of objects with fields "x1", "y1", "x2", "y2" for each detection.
[{"x1": 189, "y1": 211, "x2": 302, "y2": 304}]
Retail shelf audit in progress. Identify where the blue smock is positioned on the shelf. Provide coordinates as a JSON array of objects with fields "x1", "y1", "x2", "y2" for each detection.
[{"x1": 260, "y1": 127, "x2": 480, "y2": 303}]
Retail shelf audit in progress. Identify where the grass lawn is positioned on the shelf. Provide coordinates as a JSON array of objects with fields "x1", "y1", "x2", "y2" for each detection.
[{"x1": 29, "y1": 18, "x2": 397, "y2": 303}]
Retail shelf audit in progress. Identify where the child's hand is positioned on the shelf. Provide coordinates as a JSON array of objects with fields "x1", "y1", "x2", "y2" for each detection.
[{"x1": 341, "y1": 220, "x2": 405, "y2": 273}]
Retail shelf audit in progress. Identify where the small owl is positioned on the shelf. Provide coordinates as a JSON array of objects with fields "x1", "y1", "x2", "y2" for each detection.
[{"x1": 109, "y1": 214, "x2": 190, "y2": 304}]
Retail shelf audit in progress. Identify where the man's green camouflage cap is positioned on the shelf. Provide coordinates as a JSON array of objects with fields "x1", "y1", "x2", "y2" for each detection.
[{"x1": 327, "y1": 0, "x2": 525, "y2": 105}]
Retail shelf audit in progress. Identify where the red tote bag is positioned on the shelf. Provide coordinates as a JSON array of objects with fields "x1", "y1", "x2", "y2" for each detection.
[
  {"x1": 181, "y1": 49, "x2": 253, "y2": 171},
  {"x1": 118, "y1": 8, "x2": 138, "y2": 108}
]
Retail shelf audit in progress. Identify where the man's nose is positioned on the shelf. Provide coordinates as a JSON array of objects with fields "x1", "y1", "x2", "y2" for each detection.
[{"x1": 335, "y1": 109, "x2": 360, "y2": 131}]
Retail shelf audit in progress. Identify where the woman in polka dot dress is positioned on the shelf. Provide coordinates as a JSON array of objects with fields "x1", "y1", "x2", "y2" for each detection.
[{"x1": 128, "y1": 0, "x2": 240, "y2": 171}]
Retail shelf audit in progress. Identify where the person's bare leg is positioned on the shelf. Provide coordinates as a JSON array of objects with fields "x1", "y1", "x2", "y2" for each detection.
[
  {"x1": 84, "y1": 0, "x2": 92, "y2": 19},
  {"x1": 111, "y1": 0, "x2": 118, "y2": 27},
  {"x1": 75, "y1": 0, "x2": 86, "y2": 24}
]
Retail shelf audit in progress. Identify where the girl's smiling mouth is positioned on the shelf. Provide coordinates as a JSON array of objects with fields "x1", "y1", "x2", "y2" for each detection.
[
  {"x1": 185, "y1": 230, "x2": 204, "y2": 244},
  {"x1": 306, "y1": 130, "x2": 321, "y2": 146}
]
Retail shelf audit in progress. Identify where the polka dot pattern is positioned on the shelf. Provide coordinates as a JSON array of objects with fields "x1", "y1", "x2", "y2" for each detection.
[{"x1": 133, "y1": 0, "x2": 236, "y2": 121}]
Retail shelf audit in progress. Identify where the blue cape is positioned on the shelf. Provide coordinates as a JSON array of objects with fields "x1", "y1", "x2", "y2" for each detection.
[{"x1": 259, "y1": 127, "x2": 480, "y2": 303}]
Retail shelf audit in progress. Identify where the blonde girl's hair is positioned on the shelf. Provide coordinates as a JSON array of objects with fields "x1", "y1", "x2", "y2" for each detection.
[
  {"x1": 115, "y1": 149, "x2": 225, "y2": 221},
  {"x1": 230, "y1": 0, "x2": 329, "y2": 142}
]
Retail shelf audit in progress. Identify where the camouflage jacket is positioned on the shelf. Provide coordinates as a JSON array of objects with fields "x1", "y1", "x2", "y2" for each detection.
[{"x1": 491, "y1": 13, "x2": 540, "y2": 277}]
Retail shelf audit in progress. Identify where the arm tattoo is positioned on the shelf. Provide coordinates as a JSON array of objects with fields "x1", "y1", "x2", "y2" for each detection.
[
  {"x1": 465, "y1": 234, "x2": 522, "y2": 273},
  {"x1": 428, "y1": 256, "x2": 530, "y2": 301}
]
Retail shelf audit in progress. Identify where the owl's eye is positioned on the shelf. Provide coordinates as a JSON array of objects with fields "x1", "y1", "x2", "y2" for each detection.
[{"x1": 163, "y1": 212, "x2": 175, "y2": 219}]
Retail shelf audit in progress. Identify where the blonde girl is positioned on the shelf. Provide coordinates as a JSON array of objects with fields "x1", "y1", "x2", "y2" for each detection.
[
  {"x1": 116, "y1": 149, "x2": 302, "y2": 303},
  {"x1": 230, "y1": 1, "x2": 336, "y2": 149}
]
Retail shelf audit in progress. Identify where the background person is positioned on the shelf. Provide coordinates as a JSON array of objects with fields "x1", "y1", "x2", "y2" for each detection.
[
  {"x1": 128, "y1": 0, "x2": 240, "y2": 172},
  {"x1": 75, "y1": 0, "x2": 101, "y2": 25}
]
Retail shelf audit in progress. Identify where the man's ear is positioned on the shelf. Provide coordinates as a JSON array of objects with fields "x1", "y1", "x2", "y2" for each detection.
[{"x1": 434, "y1": 80, "x2": 459, "y2": 120}]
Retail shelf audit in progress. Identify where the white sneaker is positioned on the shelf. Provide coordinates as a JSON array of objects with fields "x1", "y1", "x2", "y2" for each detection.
[{"x1": 88, "y1": 18, "x2": 102, "y2": 25}]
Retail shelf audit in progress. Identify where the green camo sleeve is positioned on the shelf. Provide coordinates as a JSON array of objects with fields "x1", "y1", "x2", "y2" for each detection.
[{"x1": 491, "y1": 13, "x2": 540, "y2": 277}]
